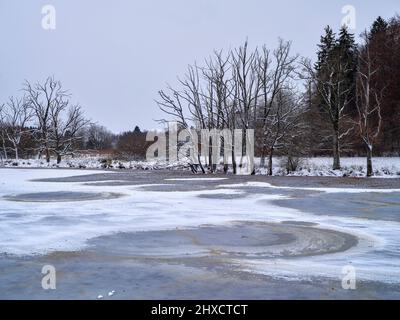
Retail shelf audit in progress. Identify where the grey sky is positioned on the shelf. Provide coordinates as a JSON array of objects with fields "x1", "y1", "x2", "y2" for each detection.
[{"x1": 0, "y1": 0, "x2": 398, "y2": 133}]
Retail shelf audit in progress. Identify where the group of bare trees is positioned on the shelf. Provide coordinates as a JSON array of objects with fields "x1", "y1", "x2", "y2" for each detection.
[
  {"x1": 0, "y1": 77, "x2": 88, "y2": 163},
  {"x1": 157, "y1": 24, "x2": 392, "y2": 176},
  {"x1": 157, "y1": 39, "x2": 305, "y2": 174}
]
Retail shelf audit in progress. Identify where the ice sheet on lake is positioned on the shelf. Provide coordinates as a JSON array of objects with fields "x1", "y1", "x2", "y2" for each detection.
[{"x1": 0, "y1": 168, "x2": 399, "y2": 284}]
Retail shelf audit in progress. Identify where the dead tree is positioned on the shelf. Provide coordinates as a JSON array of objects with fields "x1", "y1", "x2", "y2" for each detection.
[{"x1": 355, "y1": 32, "x2": 384, "y2": 177}]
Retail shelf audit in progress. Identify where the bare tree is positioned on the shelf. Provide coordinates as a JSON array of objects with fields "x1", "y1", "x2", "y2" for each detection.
[
  {"x1": 0, "y1": 104, "x2": 8, "y2": 161},
  {"x1": 263, "y1": 89, "x2": 304, "y2": 175},
  {"x1": 49, "y1": 103, "x2": 89, "y2": 163},
  {"x1": 202, "y1": 50, "x2": 235, "y2": 172},
  {"x1": 156, "y1": 74, "x2": 206, "y2": 173},
  {"x1": 24, "y1": 77, "x2": 88, "y2": 163},
  {"x1": 85, "y1": 123, "x2": 115, "y2": 150},
  {"x1": 230, "y1": 41, "x2": 259, "y2": 174},
  {"x1": 301, "y1": 54, "x2": 353, "y2": 170},
  {"x1": 1, "y1": 97, "x2": 32, "y2": 160},
  {"x1": 157, "y1": 51, "x2": 235, "y2": 174},
  {"x1": 355, "y1": 32, "x2": 384, "y2": 177},
  {"x1": 257, "y1": 39, "x2": 299, "y2": 171}
]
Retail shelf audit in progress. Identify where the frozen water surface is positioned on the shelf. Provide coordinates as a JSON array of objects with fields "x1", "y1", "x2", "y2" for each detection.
[{"x1": 0, "y1": 168, "x2": 399, "y2": 299}]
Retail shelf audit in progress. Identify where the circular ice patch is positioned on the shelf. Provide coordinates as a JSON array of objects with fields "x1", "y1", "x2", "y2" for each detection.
[
  {"x1": 3, "y1": 191, "x2": 123, "y2": 202},
  {"x1": 87, "y1": 221, "x2": 358, "y2": 259}
]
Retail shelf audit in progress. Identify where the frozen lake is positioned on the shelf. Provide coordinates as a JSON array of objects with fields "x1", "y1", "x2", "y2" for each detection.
[{"x1": 0, "y1": 168, "x2": 400, "y2": 299}]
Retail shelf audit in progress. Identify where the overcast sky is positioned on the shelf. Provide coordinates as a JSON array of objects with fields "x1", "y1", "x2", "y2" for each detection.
[{"x1": 0, "y1": 0, "x2": 398, "y2": 133}]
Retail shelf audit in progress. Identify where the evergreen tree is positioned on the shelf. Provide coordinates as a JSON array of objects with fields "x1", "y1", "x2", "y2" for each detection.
[
  {"x1": 315, "y1": 26, "x2": 336, "y2": 115},
  {"x1": 367, "y1": 16, "x2": 400, "y2": 154},
  {"x1": 337, "y1": 26, "x2": 358, "y2": 115},
  {"x1": 315, "y1": 26, "x2": 336, "y2": 72},
  {"x1": 370, "y1": 16, "x2": 388, "y2": 38},
  {"x1": 311, "y1": 25, "x2": 358, "y2": 169},
  {"x1": 337, "y1": 26, "x2": 357, "y2": 65}
]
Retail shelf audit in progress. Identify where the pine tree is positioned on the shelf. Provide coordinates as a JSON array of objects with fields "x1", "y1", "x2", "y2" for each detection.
[
  {"x1": 337, "y1": 26, "x2": 357, "y2": 64},
  {"x1": 370, "y1": 16, "x2": 388, "y2": 38},
  {"x1": 315, "y1": 26, "x2": 336, "y2": 72},
  {"x1": 315, "y1": 26, "x2": 336, "y2": 115},
  {"x1": 337, "y1": 26, "x2": 358, "y2": 115}
]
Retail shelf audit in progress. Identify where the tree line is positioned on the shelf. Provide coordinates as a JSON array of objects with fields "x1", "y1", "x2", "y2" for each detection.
[
  {"x1": 1, "y1": 15, "x2": 399, "y2": 176},
  {"x1": 0, "y1": 76, "x2": 150, "y2": 163}
]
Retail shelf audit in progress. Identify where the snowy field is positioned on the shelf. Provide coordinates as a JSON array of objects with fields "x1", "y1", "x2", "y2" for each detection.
[
  {"x1": 0, "y1": 168, "x2": 400, "y2": 295},
  {"x1": 1, "y1": 156, "x2": 399, "y2": 177}
]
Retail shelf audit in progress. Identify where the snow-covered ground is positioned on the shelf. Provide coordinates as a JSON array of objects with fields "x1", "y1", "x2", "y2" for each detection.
[
  {"x1": 0, "y1": 156, "x2": 399, "y2": 177},
  {"x1": 0, "y1": 156, "x2": 184, "y2": 171},
  {"x1": 0, "y1": 168, "x2": 400, "y2": 285},
  {"x1": 278, "y1": 157, "x2": 400, "y2": 178}
]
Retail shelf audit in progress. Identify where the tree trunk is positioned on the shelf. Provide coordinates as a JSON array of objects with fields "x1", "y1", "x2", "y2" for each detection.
[
  {"x1": 231, "y1": 134, "x2": 237, "y2": 175},
  {"x1": 208, "y1": 137, "x2": 213, "y2": 173},
  {"x1": 45, "y1": 147, "x2": 51, "y2": 163},
  {"x1": 241, "y1": 129, "x2": 247, "y2": 171},
  {"x1": 232, "y1": 148, "x2": 237, "y2": 175},
  {"x1": 189, "y1": 164, "x2": 197, "y2": 174},
  {"x1": 2, "y1": 138, "x2": 7, "y2": 160},
  {"x1": 332, "y1": 131, "x2": 341, "y2": 170},
  {"x1": 268, "y1": 148, "x2": 274, "y2": 176},
  {"x1": 366, "y1": 145, "x2": 373, "y2": 177},
  {"x1": 197, "y1": 154, "x2": 205, "y2": 174},
  {"x1": 260, "y1": 155, "x2": 265, "y2": 168},
  {"x1": 57, "y1": 154, "x2": 62, "y2": 164},
  {"x1": 260, "y1": 143, "x2": 266, "y2": 168}
]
